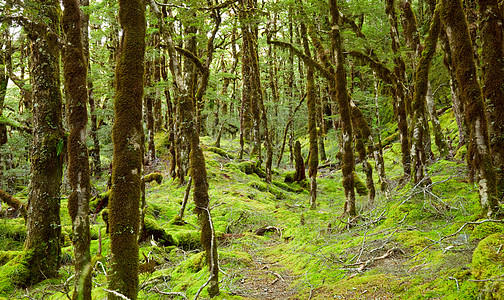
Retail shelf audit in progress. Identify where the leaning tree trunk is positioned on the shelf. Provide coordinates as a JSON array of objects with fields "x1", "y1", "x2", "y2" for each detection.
[
  {"x1": 108, "y1": 0, "x2": 145, "y2": 298},
  {"x1": 23, "y1": 0, "x2": 64, "y2": 285},
  {"x1": 440, "y1": 0, "x2": 498, "y2": 217},
  {"x1": 62, "y1": 0, "x2": 92, "y2": 298},
  {"x1": 478, "y1": 0, "x2": 504, "y2": 199}
]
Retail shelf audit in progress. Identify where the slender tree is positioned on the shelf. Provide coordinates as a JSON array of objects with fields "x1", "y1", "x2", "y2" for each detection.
[
  {"x1": 108, "y1": 0, "x2": 146, "y2": 298},
  {"x1": 62, "y1": 0, "x2": 92, "y2": 298}
]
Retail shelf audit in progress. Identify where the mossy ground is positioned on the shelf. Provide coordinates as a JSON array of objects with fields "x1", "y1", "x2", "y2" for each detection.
[{"x1": 0, "y1": 129, "x2": 502, "y2": 299}]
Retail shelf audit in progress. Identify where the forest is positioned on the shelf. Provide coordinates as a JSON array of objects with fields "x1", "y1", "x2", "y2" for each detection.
[{"x1": 1, "y1": 0, "x2": 504, "y2": 298}]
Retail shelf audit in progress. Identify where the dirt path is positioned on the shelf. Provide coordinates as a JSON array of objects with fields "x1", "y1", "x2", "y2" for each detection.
[{"x1": 230, "y1": 255, "x2": 298, "y2": 299}]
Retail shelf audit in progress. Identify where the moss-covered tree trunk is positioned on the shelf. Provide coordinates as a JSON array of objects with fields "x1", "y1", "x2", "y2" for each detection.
[
  {"x1": 329, "y1": 0, "x2": 356, "y2": 216},
  {"x1": 372, "y1": 73, "x2": 390, "y2": 198},
  {"x1": 440, "y1": 0, "x2": 499, "y2": 216},
  {"x1": 108, "y1": 0, "x2": 145, "y2": 298},
  {"x1": 62, "y1": 0, "x2": 92, "y2": 298},
  {"x1": 24, "y1": 0, "x2": 64, "y2": 284},
  {"x1": 439, "y1": 28, "x2": 466, "y2": 148},
  {"x1": 300, "y1": 22, "x2": 318, "y2": 209},
  {"x1": 385, "y1": 0, "x2": 411, "y2": 177},
  {"x1": 0, "y1": 44, "x2": 7, "y2": 147},
  {"x1": 145, "y1": 61, "x2": 156, "y2": 164},
  {"x1": 80, "y1": 0, "x2": 101, "y2": 177},
  {"x1": 410, "y1": 7, "x2": 440, "y2": 184},
  {"x1": 478, "y1": 0, "x2": 504, "y2": 199},
  {"x1": 351, "y1": 102, "x2": 376, "y2": 203}
]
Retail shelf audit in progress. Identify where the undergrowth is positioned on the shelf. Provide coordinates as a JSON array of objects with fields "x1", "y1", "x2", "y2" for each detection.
[{"x1": 0, "y1": 123, "x2": 502, "y2": 299}]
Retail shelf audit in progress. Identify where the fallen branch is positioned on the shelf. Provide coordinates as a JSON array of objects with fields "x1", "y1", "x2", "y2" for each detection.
[{"x1": 343, "y1": 247, "x2": 403, "y2": 271}]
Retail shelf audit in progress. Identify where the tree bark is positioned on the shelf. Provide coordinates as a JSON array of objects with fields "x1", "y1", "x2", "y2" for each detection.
[
  {"x1": 385, "y1": 0, "x2": 411, "y2": 176},
  {"x1": 62, "y1": 0, "x2": 92, "y2": 298},
  {"x1": 329, "y1": 0, "x2": 356, "y2": 216},
  {"x1": 108, "y1": 0, "x2": 146, "y2": 298},
  {"x1": 24, "y1": 0, "x2": 64, "y2": 284},
  {"x1": 440, "y1": 0, "x2": 499, "y2": 216},
  {"x1": 478, "y1": 0, "x2": 504, "y2": 199},
  {"x1": 300, "y1": 21, "x2": 318, "y2": 209},
  {"x1": 410, "y1": 6, "x2": 440, "y2": 184}
]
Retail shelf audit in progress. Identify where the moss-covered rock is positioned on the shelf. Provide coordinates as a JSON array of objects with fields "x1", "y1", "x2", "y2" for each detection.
[
  {"x1": 236, "y1": 161, "x2": 266, "y2": 178},
  {"x1": 141, "y1": 217, "x2": 176, "y2": 247},
  {"x1": 173, "y1": 230, "x2": 202, "y2": 251},
  {"x1": 143, "y1": 172, "x2": 163, "y2": 184},
  {"x1": 472, "y1": 233, "x2": 504, "y2": 299},
  {"x1": 272, "y1": 180, "x2": 303, "y2": 193},
  {"x1": 248, "y1": 180, "x2": 286, "y2": 199}
]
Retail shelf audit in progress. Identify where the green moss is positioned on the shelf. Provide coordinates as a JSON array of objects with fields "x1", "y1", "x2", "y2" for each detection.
[
  {"x1": 142, "y1": 217, "x2": 176, "y2": 246},
  {"x1": 143, "y1": 173, "x2": 163, "y2": 184},
  {"x1": 353, "y1": 172, "x2": 368, "y2": 196},
  {"x1": 0, "y1": 251, "x2": 19, "y2": 267},
  {"x1": 173, "y1": 230, "x2": 201, "y2": 251},
  {"x1": 272, "y1": 180, "x2": 303, "y2": 193},
  {"x1": 0, "y1": 250, "x2": 35, "y2": 296},
  {"x1": 472, "y1": 221, "x2": 504, "y2": 240},
  {"x1": 472, "y1": 233, "x2": 504, "y2": 299},
  {"x1": 248, "y1": 180, "x2": 286, "y2": 199},
  {"x1": 207, "y1": 147, "x2": 235, "y2": 159},
  {"x1": 89, "y1": 190, "x2": 110, "y2": 214},
  {"x1": 455, "y1": 145, "x2": 467, "y2": 160},
  {"x1": 236, "y1": 161, "x2": 266, "y2": 178}
]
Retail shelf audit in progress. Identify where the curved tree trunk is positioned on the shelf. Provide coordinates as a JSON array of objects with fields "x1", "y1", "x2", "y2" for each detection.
[
  {"x1": 108, "y1": 0, "x2": 145, "y2": 298},
  {"x1": 440, "y1": 0, "x2": 498, "y2": 217},
  {"x1": 62, "y1": 0, "x2": 92, "y2": 298}
]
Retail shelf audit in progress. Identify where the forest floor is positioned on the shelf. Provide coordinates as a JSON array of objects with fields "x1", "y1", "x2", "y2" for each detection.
[{"x1": 1, "y1": 111, "x2": 504, "y2": 299}]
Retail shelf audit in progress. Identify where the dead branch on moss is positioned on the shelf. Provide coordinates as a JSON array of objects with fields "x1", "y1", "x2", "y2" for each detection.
[
  {"x1": 254, "y1": 226, "x2": 282, "y2": 236},
  {"x1": 343, "y1": 247, "x2": 404, "y2": 271},
  {"x1": 410, "y1": 219, "x2": 504, "y2": 260},
  {"x1": 152, "y1": 287, "x2": 188, "y2": 299},
  {"x1": 0, "y1": 188, "x2": 27, "y2": 220}
]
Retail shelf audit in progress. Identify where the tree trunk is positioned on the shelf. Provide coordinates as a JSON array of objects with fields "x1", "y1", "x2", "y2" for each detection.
[
  {"x1": 301, "y1": 22, "x2": 318, "y2": 209},
  {"x1": 80, "y1": 0, "x2": 101, "y2": 177},
  {"x1": 62, "y1": 0, "x2": 92, "y2": 298},
  {"x1": 440, "y1": 0, "x2": 498, "y2": 216},
  {"x1": 329, "y1": 0, "x2": 356, "y2": 216},
  {"x1": 372, "y1": 73, "x2": 390, "y2": 198},
  {"x1": 24, "y1": 0, "x2": 64, "y2": 284},
  {"x1": 478, "y1": 0, "x2": 504, "y2": 199},
  {"x1": 385, "y1": 0, "x2": 411, "y2": 176},
  {"x1": 108, "y1": 0, "x2": 145, "y2": 298},
  {"x1": 410, "y1": 6, "x2": 440, "y2": 184}
]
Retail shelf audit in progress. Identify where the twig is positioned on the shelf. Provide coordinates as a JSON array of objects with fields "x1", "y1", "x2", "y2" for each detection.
[
  {"x1": 467, "y1": 274, "x2": 504, "y2": 282},
  {"x1": 103, "y1": 289, "x2": 131, "y2": 300},
  {"x1": 152, "y1": 287, "x2": 188, "y2": 299},
  {"x1": 449, "y1": 277, "x2": 460, "y2": 291}
]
